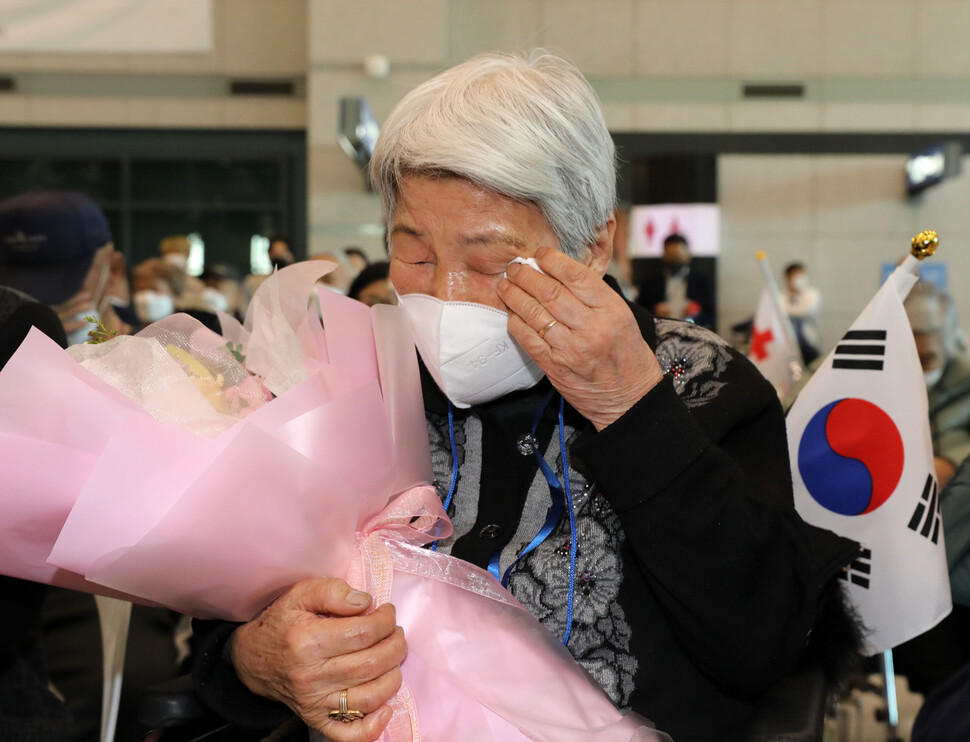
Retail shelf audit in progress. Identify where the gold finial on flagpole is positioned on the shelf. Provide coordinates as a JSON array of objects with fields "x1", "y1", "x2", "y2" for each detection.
[{"x1": 912, "y1": 230, "x2": 939, "y2": 260}]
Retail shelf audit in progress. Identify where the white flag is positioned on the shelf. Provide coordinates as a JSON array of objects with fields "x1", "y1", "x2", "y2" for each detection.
[
  {"x1": 748, "y1": 288, "x2": 802, "y2": 397},
  {"x1": 787, "y1": 257, "x2": 951, "y2": 654}
]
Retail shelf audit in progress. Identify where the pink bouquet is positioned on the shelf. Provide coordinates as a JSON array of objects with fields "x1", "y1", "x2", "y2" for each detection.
[{"x1": 0, "y1": 263, "x2": 669, "y2": 741}]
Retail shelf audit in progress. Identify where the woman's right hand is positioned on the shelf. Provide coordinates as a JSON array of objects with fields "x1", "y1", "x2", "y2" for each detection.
[{"x1": 229, "y1": 577, "x2": 407, "y2": 742}]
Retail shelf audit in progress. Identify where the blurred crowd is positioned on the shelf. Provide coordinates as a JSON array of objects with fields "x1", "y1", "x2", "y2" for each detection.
[{"x1": 0, "y1": 190, "x2": 394, "y2": 742}]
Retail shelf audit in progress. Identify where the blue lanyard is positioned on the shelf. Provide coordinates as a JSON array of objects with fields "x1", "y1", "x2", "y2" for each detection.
[
  {"x1": 429, "y1": 402, "x2": 459, "y2": 552},
  {"x1": 431, "y1": 389, "x2": 578, "y2": 646}
]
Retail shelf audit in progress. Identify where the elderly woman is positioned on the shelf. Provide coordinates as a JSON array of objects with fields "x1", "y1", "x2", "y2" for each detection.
[{"x1": 193, "y1": 51, "x2": 859, "y2": 742}]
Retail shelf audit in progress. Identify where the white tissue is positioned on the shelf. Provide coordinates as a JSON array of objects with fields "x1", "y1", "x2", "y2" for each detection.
[{"x1": 504, "y1": 257, "x2": 546, "y2": 278}]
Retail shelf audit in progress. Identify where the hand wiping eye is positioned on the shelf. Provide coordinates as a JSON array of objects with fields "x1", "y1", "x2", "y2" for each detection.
[{"x1": 503, "y1": 256, "x2": 546, "y2": 278}]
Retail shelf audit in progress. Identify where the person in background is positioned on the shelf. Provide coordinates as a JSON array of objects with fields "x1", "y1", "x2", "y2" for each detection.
[
  {"x1": 244, "y1": 234, "x2": 296, "y2": 305},
  {"x1": 268, "y1": 235, "x2": 295, "y2": 271},
  {"x1": 310, "y1": 251, "x2": 354, "y2": 295},
  {"x1": 347, "y1": 261, "x2": 393, "y2": 307},
  {"x1": 343, "y1": 246, "x2": 369, "y2": 274},
  {"x1": 132, "y1": 257, "x2": 182, "y2": 325},
  {"x1": 200, "y1": 263, "x2": 245, "y2": 319},
  {"x1": 905, "y1": 282, "x2": 970, "y2": 488},
  {"x1": 634, "y1": 233, "x2": 715, "y2": 329},
  {"x1": 782, "y1": 262, "x2": 822, "y2": 366},
  {"x1": 0, "y1": 190, "x2": 128, "y2": 344},
  {"x1": 158, "y1": 235, "x2": 207, "y2": 311},
  {"x1": 159, "y1": 234, "x2": 191, "y2": 272}
]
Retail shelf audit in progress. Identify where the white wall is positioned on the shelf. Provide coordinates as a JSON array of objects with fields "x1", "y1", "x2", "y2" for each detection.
[{"x1": 0, "y1": 0, "x2": 308, "y2": 129}]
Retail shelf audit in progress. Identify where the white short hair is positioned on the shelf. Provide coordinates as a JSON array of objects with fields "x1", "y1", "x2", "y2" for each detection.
[{"x1": 370, "y1": 50, "x2": 616, "y2": 259}]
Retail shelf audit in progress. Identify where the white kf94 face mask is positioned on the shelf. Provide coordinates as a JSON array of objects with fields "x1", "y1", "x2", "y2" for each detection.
[{"x1": 397, "y1": 293, "x2": 545, "y2": 408}]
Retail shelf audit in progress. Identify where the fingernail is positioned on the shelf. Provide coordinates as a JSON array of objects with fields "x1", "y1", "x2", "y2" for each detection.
[
  {"x1": 346, "y1": 590, "x2": 370, "y2": 607},
  {"x1": 498, "y1": 278, "x2": 511, "y2": 292},
  {"x1": 376, "y1": 706, "x2": 393, "y2": 726}
]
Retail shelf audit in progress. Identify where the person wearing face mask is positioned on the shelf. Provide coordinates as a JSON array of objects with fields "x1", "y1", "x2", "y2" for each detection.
[
  {"x1": 268, "y1": 235, "x2": 296, "y2": 272},
  {"x1": 132, "y1": 258, "x2": 181, "y2": 325},
  {"x1": 158, "y1": 234, "x2": 210, "y2": 312},
  {"x1": 0, "y1": 190, "x2": 128, "y2": 345},
  {"x1": 191, "y1": 51, "x2": 861, "y2": 742},
  {"x1": 905, "y1": 282, "x2": 970, "y2": 489},
  {"x1": 782, "y1": 262, "x2": 822, "y2": 367}
]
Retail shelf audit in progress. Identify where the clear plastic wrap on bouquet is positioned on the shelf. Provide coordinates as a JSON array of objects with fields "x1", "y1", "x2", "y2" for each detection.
[{"x1": 0, "y1": 262, "x2": 670, "y2": 742}]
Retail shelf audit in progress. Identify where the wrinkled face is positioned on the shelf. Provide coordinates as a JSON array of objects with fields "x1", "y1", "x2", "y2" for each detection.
[
  {"x1": 915, "y1": 331, "x2": 946, "y2": 374},
  {"x1": 389, "y1": 175, "x2": 566, "y2": 309}
]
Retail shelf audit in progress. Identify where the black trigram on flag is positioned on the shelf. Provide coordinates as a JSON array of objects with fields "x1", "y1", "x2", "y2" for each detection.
[
  {"x1": 833, "y1": 330, "x2": 886, "y2": 371},
  {"x1": 839, "y1": 547, "x2": 872, "y2": 589},
  {"x1": 908, "y1": 474, "x2": 942, "y2": 544}
]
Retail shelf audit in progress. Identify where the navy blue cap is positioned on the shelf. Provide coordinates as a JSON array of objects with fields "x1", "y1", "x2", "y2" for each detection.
[{"x1": 0, "y1": 191, "x2": 112, "y2": 305}]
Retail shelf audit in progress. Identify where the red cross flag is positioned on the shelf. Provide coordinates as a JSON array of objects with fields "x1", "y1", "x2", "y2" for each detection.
[
  {"x1": 748, "y1": 253, "x2": 802, "y2": 397},
  {"x1": 786, "y1": 234, "x2": 951, "y2": 654}
]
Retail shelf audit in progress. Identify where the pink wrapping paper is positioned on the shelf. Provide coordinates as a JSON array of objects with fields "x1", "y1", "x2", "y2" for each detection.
[{"x1": 0, "y1": 264, "x2": 669, "y2": 742}]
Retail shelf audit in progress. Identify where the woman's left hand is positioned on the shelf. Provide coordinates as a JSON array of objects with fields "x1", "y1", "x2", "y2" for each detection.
[{"x1": 498, "y1": 246, "x2": 664, "y2": 431}]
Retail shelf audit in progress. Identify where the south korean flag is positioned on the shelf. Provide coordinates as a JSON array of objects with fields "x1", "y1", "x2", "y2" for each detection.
[{"x1": 787, "y1": 255, "x2": 952, "y2": 655}]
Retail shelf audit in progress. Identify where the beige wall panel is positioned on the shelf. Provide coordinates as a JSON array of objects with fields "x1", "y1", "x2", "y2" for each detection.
[
  {"x1": 730, "y1": 1, "x2": 821, "y2": 79},
  {"x1": 221, "y1": 0, "x2": 307, "y2": 75},
  {"x1": 5, "y1": 95, "x2": 302, "y2": 129},
  {"x1": 633, "y1": 102, "x2": 730, "y2": 131},
  {"x1": 308, "y1": 144, "x2": 382, "y2": 258},
  {"x1": 814, "y1": 236, "x2": 906, "y2": 339},
  {"x1": 0, "y1": 95, "x2": 30, "y2": 125},
  {"x1": 636, "y1": 1, "x2": 730, "y2": 77},
  {"x1": 719, "y1": 155, "x2": 816, "y2": 235},
  {"x1": 221, "y1": 98, "x2": 306, "y2": 128},
  {"x1": 309, "y1": 145, "x2": 374, "y2": 199},
  {"x1": 448, "y1": 0, "x2": 543, "y2": 62},
  {"x1": 25, "y1": 96, "x2": 132, "y2": 126},
  {"x1": 128, "y1": 98, "x2": 225, "y2": 128},
  {"x1": 814, "y1": 155, "x2": 915, "y2": 238},
  {"x1": 914, "y1": 104, "x2": 970, "y2": 132},
  {"x1": 912, "y1": 157, "x2": 970, "y2": 239},
  {"x1": 307, "y1": 69, "x2": 430, "y2": 146},
  {"x1": 919, "y1": 2, "x2": 970, "y2": 77},
  {"x1": 728, "y1": 102, "x2": 823, "y2": 132},
  {"x1": 601, "y1": 103, "x2": 636, "y2": 130},
  {"x1": 309, "y1": 0, "x2": 446, "y2": 65},
  {"x1": 823, "y1": 1, "x2": 916, "y2": 78},
  {"x1": 539, "y1": 0, "x2": 635, "y2": 76},
  {"x1": 0, "y1": 0, "x2": 306, "y2": 75},
  {"x1": 821, "y1": 102, "x2": 916, "y2": 131}
]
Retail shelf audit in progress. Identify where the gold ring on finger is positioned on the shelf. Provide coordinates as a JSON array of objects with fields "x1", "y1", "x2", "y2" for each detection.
[
  {"x1": 538, "y1": 319, "x2": 559, "y2": 340},
  {"x1": 328, "y1": 689, "x2": 365, "y2": 723}
]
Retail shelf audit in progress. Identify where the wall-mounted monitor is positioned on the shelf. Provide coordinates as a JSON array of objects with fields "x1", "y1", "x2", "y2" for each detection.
[
  {"x1": 338, "y1": 97, "x2": 380, "y2": 189},
  {"x1": 906, "y1": 141, "x2": 963, "y2": 196}
]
